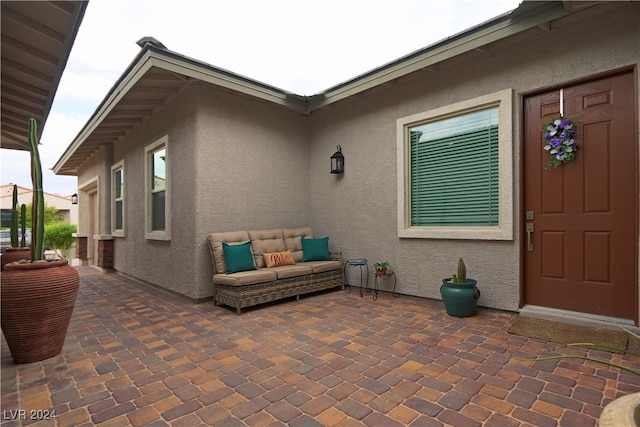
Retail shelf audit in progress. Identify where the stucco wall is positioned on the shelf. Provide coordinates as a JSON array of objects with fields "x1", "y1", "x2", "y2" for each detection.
[
  {"x1": 193, "y1": 84, "x2": 310, "y2": 298},
  {"x1": 307, "y1": 4, "x2": 640, "y2": 313},
  {"x1": 81, "y1": 83, "x2": 310, "y2": 299},
  {"x1": 109, "y1": 90, "x2": 198, "y2": 297},
  {"x1": 77, "y1": 146, "x2": 110, "y2": 236},
  {"x1": 73, "y1": 3, "x2": 639, "y2": 316}
]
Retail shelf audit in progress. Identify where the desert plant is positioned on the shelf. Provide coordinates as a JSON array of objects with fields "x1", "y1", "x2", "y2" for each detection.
[
  {"x1": 10, "y1": 184, "x2": 18, "y2": 247},
  {"x1": 8, "y1": 185, "x2": 27, "y2": 249},
  {"x1": 20, "y1": 204, "x2": 26, "y2": 247},
  {"x1": 451, "y1": 257, "x2": 467, "y2": 283},
  {"x1": 28, "y1": 118, "x2": 45, "y2": 261},
  {"x1": 441, "y1": 256, "x2": 480, "y2": 317}
]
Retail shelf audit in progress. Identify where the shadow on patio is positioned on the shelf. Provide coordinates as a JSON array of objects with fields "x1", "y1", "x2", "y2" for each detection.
[{"x1": 2, "y1": 266, "x2": 638, "y2": 426}]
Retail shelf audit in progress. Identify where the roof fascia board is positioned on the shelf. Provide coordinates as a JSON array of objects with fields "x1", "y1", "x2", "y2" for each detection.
[
  {"x1": 53, "y1": 49, "x2": 309, "y2": 173},
  {"x1": 53, "y1": 50, "x2": 157, "y2": 174},
  {"x1": 149, "y1": 54, "x2": 308, "y2": 113},
  {"x1": 53, "y1": 1, "x2": 584, "y2": 173},
  {"x1": 306, "y1": 2, "x2": 569, "y2": 112}
]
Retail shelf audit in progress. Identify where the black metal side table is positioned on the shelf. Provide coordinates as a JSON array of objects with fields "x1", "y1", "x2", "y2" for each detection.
[
  {"x1": 344, "y1": 259, "x2": 369, "y2": 297},
  {"x1": 372, "y1": 270, "x2": 399, "y2": 301}
]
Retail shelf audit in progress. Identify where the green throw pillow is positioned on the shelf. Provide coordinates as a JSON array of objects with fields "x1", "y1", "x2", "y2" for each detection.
[
  {"x1": 301, "y1": 236, "x2": 331, "y2": 261},
  {"x1": 223, "y1": 241, "x2": 256, "y2": 274}
]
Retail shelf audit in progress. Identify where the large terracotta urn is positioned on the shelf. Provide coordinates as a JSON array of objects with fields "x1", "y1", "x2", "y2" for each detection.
[
  {"x1": 1, "y1": 248, "x2": 31, "y2": 271},
  {"x1": 1, "y1": 259, "x2": 80, "y2": 364}
]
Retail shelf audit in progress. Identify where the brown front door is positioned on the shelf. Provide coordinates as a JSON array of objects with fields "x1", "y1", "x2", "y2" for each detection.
[{"x1": 523, "y1": 70, "x2": 637, "y2": 321}]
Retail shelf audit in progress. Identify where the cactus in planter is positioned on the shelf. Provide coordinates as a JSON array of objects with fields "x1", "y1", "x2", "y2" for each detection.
[
  {"x1": 28, "y1": 118, "x2": 45, "y2": 261},
  {"x1": 2, "y1": 188, "x2": 29, "y2": 271},
  {"x1": 451, "y1": 257, "x2": 466, "y2": 283},
  {"x1": 8, "y1": 187, "x2": 26, "y2": 249},
  {"x1": 441, "y1": 256, "x2": 479, "y2": 317},
  {"x1": 20, "y1": 204, "x2": 26, "y2": 247},
  {"x1": 10, "y1": 184, "x2": 19, "y2": 248},
  {"x1": 1, "y1": 118, "x2": 80, "y2": 364}
]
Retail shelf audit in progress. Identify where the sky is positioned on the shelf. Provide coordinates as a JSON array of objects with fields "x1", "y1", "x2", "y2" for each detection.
[{"x1": 0, "y1": 0, "x2": 521, "y2": 196}]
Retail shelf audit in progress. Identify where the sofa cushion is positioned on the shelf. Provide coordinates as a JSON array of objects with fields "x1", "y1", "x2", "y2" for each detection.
[
  {"x1": 302, "y1": 260, "x2": 343, "y2": 274},
  {"x1": 283, "y1": 227, "x2": 313, "y2": 262},
  {"x1": 301, "y1": 236, "x2": 331, "y2": 261},
  {"x1": 208, "y1": 230, "x2": 251, "y2": 274},
  {"x1": 213, "y1": 269, "x2": 277, "y2": 285},
  {"x1": 270, "y1": 264, "x2": 313, "y2": 279},
  {"x1": 263, "y1": 251, "x2": 296, "y2": 268},
  {"x1": 223, "y1": 241, "x2": 256, "y2": 273},
  {"x1": 248, "y1": 229, "x2": 286, "y2": 268}
]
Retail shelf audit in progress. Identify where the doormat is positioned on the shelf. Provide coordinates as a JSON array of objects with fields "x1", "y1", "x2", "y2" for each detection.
[{"x1": 508, "y1": 316, "x2": 628, "y2": 352}]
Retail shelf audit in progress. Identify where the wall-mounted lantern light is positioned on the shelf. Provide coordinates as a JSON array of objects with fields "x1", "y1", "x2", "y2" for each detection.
[
  {"x1": 71, "y1": 193, "x2": 78, "y2": 205},
  {"x1": 330, "y1": 145, "x2": 344, "y2": 174}
]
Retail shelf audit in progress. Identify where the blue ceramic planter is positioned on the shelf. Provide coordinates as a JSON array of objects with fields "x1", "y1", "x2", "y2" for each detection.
[{"x1": 440, "y1": 278, "x2": 480, "y2": 317}]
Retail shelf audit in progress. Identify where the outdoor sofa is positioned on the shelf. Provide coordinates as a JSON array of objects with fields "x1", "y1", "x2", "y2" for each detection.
[{"x1": 207, "y1": 227, "x2": 343, "y2": 313}]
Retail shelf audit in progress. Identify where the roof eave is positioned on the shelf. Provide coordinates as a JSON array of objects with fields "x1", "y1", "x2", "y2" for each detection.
[
  {"x1": 53, "y1": 0, "x2": 596, "y2": 174},
  {"x1": 0, "y1": 1, "x2": 88, "y2": 151},
  {"x1": 53, "y1": 48, "x2": 308, "y2": 175},
  {"x1": 39, "y1": 2, "x2": 88, "y2": 139},
  {"x1": 305, "y1": 1, "x2": 572, "y2": 112}
]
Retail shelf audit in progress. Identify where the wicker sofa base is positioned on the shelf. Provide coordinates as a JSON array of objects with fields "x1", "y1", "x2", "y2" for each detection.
[{"x1": 215, "y1": 269, "x2": 343, "y2": 314}]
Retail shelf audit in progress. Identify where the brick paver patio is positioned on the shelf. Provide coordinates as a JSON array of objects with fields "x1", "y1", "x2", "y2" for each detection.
[{"x1": 2, "y1": 267, "x2": 639, "y2": 426}]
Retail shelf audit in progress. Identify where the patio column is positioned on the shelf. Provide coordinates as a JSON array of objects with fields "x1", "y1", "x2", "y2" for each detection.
[
  {"x1": 97, "y1": 235, "x2": 114, "y2": 269},
  {"x1": 72, "y1": 233, "x2": 88, "y2": 266}
]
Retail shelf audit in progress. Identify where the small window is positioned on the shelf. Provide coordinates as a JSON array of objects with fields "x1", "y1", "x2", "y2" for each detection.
[
  {"x1": 397, "y1": 89, "x2": 513, "y2": 240},
  {"x1": 144, "y1": 136, "x2": 171, "y2": 240},
  {"x1": 111, "y1": 161, "x2": 125, "y2": 236}
]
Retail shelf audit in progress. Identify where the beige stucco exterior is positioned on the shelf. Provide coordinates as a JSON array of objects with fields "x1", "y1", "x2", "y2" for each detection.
[
  {"x1": 75, "y1": 83, "x2": 310, "y2": 299},
  {"x1": 62, "y1": 2, "x2": 640, "y2": 322},
  {"x1": 312, "y1": 3, "x2": 639, "y2": 314}
]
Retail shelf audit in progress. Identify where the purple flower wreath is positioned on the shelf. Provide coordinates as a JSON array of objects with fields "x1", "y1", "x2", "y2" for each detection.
[{"x1": 542, "y1": 117, "x2": 577, "y2": 168}]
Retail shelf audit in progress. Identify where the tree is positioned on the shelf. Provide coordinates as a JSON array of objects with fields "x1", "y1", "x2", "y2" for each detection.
[{"x1": 23, "y1": 203, "x2": 62, "y2": 227}]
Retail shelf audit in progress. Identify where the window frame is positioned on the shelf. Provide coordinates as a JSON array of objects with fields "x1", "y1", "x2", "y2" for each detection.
[
  {"x1": 111, "y1": 160, "x2": 125, "y2": 237},
  {"x1": 144, "y1": 135, "x2": 171, "y2": 241},
  {"x1": 396, "y1": 89, "x2": 513, "y2": 240}
]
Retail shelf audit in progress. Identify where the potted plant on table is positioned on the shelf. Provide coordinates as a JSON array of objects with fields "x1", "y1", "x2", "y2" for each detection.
[
  {"x1": 374, "y1": 261, "x2": 391, "y2": 276},
  {"x1": 1, "y1": 185, "x2": 30, "y2": 270},
  {"x1": 440, "y1": 257, "x2": 480, "y2": 317},
  {"x1": 1, "y1": 118, "x2": 80, "y2": 364}
]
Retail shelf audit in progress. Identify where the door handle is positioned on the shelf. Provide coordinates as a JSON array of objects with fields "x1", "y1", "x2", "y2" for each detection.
[{"x1": 526, "y1": 223, "x2": 534, "y2": 252}]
